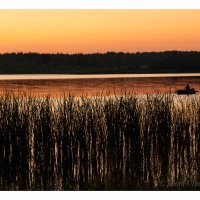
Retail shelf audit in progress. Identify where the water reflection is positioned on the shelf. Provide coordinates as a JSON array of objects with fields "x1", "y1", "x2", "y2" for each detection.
[{"x1": 0, "y1": 75, "x2": 200, "y2": 96}]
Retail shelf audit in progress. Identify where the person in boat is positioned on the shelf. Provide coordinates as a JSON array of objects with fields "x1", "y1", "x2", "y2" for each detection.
[{"x1": 185, "y1": 83, "x2": 191, "y2": 91}]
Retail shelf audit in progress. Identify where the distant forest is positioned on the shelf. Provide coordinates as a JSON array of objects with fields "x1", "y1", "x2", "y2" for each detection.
[{"x1": 0, "y1": 51, "x2": 200, "y2": 74}]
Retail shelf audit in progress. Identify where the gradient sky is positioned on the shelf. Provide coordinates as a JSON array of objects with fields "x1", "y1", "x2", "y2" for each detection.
[{"x1": 0, "y1": 10, "x2": 200, "y2": 53}]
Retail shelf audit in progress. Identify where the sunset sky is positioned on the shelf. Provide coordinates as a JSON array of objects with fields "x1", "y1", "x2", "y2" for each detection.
[{"x1": 0, "y1": 10, "x2": 200, "y2": 53}]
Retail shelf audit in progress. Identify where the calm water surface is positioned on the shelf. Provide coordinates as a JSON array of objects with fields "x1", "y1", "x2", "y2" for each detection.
[{"x1": 0, "y1": 74, "x2": 200, "y2": 96}]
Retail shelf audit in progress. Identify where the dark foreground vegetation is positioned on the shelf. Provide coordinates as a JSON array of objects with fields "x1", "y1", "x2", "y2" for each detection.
[
  {"x1": 0, "y1": 51, "x2": 200, "y2": 74},
  {"x1": 0, "y1": 92, "x2": 200, "y2": 190}
]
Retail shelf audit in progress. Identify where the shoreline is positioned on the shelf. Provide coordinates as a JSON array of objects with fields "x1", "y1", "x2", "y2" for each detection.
[{"x1": 0, "y1": 73, "x2": 200, "y2": 80}]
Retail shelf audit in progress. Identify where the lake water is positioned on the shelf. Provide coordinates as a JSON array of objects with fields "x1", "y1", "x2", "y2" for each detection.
[{"x1": 0, "y1": 73, "x2": 200, "y2": 96}]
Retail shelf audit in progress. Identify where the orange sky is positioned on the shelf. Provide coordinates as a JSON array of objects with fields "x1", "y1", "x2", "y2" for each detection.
[{"x1": 0, "y1": 10, "x2": 200, "y2": 53}]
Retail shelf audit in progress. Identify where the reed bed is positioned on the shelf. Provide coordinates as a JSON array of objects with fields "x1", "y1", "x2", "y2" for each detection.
[{"x1": 0, "y1": 92, "x2": 200, "y2": 190}]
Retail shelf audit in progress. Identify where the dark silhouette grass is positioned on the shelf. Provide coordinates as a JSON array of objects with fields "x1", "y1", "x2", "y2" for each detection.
[{"x1": 0, "y1": 92, "x2": 200, "y2": 190}]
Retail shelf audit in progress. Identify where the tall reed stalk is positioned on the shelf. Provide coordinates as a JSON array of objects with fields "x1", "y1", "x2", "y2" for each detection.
[{"x1": 0, "y1": 92, "x2": 199, "y2": 190}]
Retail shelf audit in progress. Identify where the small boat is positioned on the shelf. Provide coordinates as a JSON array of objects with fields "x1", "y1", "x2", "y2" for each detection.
[{"x1": 176, "y1": 88, "x2": 198, "y2": 95}]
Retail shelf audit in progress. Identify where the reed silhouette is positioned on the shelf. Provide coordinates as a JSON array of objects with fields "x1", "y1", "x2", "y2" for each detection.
[{"x1": 0, "y1": 92, "x2": 200, "y2": 190}]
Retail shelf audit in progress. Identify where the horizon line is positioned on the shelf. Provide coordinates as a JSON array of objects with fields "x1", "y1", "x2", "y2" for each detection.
[{"x1": 1, "y1": 50, "x2": 200, "y2": 55}]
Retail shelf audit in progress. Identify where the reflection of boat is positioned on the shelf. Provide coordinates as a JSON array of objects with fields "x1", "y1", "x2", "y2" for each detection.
[{"x1": 176, "y1": 88, "x2": 198, "y2": 95}]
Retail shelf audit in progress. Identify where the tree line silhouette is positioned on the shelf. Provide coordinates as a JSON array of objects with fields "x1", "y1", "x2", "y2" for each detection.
[{"x1": 0, "y1": 51, "x2": 200, "y2": 74}]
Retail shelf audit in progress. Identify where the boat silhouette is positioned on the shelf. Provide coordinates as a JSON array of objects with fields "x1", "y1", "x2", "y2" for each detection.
[{"x1": 176, "y1": 84, "x2": 198, "y2": 95}]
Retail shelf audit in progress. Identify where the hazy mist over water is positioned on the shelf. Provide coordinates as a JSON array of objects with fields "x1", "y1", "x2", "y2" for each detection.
[{"x1": 0, "y1": 73, "x2": 200, "y2": 80}]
